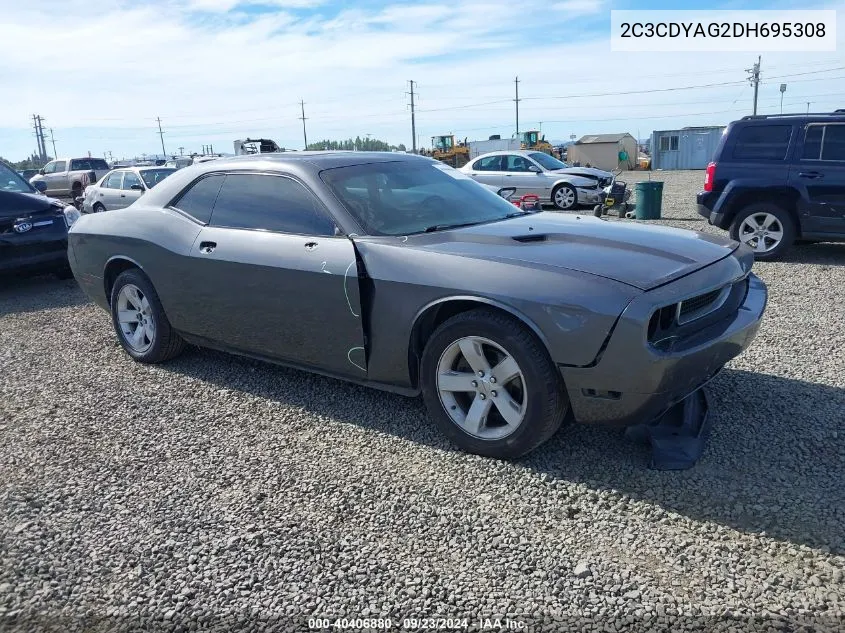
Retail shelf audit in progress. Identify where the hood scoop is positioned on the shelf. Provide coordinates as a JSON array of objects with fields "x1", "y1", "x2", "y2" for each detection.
[{"x1": 512, "y1": 233, "x2": 548, "y2": 243}]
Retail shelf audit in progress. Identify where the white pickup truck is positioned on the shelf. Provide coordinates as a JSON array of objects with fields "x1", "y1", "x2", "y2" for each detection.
[{"x1": 29, "y1": 157, "x2": 111, "y2": 200}]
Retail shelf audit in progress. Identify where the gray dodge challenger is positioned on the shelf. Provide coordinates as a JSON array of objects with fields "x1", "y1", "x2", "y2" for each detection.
[{"x1": 68, "y1": 152, "x2": 767, "y2": 459}]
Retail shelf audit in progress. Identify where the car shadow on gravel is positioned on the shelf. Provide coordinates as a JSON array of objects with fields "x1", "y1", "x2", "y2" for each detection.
[
  {"x1": 781, "y1": 242, "x2": 845, "y2": 267},
  {"x1": 0, "y1": 276, "x2": 90, "y2": 315},
  {"x1": 163, "y1": 349, "x2": 844, "y2": 554}
]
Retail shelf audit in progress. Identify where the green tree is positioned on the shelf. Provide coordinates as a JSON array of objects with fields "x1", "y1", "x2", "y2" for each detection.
[{"x1": 306, "y1": 136, "x2": 407, "y2": 152}]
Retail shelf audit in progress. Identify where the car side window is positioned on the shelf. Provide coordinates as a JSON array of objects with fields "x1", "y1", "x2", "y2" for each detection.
[
  {"x1": 103, "y1": 172, "x2": 123, "y2": 189},
  {"x1": 473, "y1": 156, "x2": 501, "y2": 171},
  {"x1": 821, "y1": 125, "x2": 845, "y2": 161},
  {"x1": 802, "y1": 125, "x2": 823, "y2": 160},
  {"x1": 42, "y1": 162, "x2": 56, "y2": 174},
  {"x1": 732, "y1": 125, "x2": 792, "y2": 161},
  {"x1": 209, "y1": 174, "x2": 336, "y2": 236},
  {"x1": 122, "y1": 172, "x2": 142, "y2": 190},
  {"x1": 504, "y1": 155, "x2": 532, "y2": 172},
  {"x1": 171, "y1": 174, "x2": 225, "y2": 224},
  {"x1": 53, "y1": 161, "x2": 67, "y2": 172}
]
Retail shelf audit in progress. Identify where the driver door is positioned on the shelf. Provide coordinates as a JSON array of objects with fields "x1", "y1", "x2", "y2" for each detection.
[
  {"x1": 465, "y1": 155, "x2": 504, "y2": 188},
  {"x1": 179, "y1": 172, "x2": 368, "y2": 379},
  {"x1": 502, "y1": 154, "x2": 548, "y2": 198}
]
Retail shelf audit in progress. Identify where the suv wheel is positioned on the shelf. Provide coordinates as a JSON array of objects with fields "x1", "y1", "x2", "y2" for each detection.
[{"x1": 729, "y1": 203, "x2": 795, "y2": 261}]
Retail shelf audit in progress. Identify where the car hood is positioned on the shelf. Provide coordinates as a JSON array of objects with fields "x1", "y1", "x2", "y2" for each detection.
[
  {"x1": 392, "y1": 212, "x2": 739, "y2": 291},
  {"x1": 550, "y1": 167, "x2": 611, "y2": 180},
  {"x1": 0, "y1": 190, "x2": 65, "y2": 219}
]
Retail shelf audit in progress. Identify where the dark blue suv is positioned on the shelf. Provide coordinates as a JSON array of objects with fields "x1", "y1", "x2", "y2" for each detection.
[{"x1": 697, "y1": 111, "x2": 845, "y2": 260}]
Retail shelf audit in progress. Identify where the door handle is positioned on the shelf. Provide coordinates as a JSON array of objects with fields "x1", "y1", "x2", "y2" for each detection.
[
  {"x1": 799, "y1": 171, "x2": 823, "y2": 179},
  {"x1": 120, "y1": 194, "x2": 126, "y2": 198},
  {"x1": 304, "y1": 241, "x2": 318, "y2": 251},
  {"x1": 199, "y1": 241, "x2": 217, "y2": 254},
  {"x1": 99, "y1": 193, "x2": 104, "y2": 197}
]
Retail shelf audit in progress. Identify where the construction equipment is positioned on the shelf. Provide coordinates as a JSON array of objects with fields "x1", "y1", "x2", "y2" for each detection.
[
  {"x1": 233, "y1": 138, "x2": 284, "y2": 156},
  {"x1": 519, "y1": 130, "x2": 554, "y2": 155},
  {"x1": 430, "y1": 135, "x2": 469, "y2": 168}
]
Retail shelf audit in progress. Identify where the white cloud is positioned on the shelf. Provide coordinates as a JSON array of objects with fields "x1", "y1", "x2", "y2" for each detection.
[
  {"x1": 188, "y1": 0, "x2": 322, "y2": 12},
  {"x1": 551, "y1": 0, "x2": 605, "y2": 16},
  {"x1": 1, "y1": 0, "x2": 844, "y2": 159}
]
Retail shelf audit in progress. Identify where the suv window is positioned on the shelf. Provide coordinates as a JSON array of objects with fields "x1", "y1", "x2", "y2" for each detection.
[
  {"x1": 472, "y1": 156, "x2": 502, "y2": 171},
  {"x1": 52, "y1": 161, "x2": 67, "y2": 172},
  {"x1": 103, "y1": 171, "x2": 123, "y2": 189},
  {"x1": 801, "y1": 124, "x2": 845, "y2": 161},
  {"x1": 732, "y1": 125, "x2": 792, "y2": 160},
  {"x1": 70, "y1": 158, "x2": 109, "y2": 171},
  {"x1": 122, "y1": 172, "x2": 142, "y2": 190},
  {"x1": 42, "y1": 161, "x2": 57, "y2": 174},
  {"x1": 172, "y1": 174, "x2": 225, "y2": 224},
  {"x1": 209, "y1": 174, "x2": 335, "y2": 236}
]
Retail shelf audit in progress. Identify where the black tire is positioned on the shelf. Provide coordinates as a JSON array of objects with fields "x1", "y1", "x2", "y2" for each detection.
[
  {"x1": 592, "y1": 205, "x2": 604, "y2": 218},
  {"x1": 93, "y1": 203, "x2": 106, "y2": 213},
  {"x1": 552, "y1": 184, "x2": 578, "y2": 210},
  {"x1": 729, "y1": 203, "x2": 795, "y2": 261},
  {"x1": 110, "y1": 268, "x2": 185, "y2": 363},
  {"x1": 420, "y1": 308, "x2": 568, "y2": 459}
]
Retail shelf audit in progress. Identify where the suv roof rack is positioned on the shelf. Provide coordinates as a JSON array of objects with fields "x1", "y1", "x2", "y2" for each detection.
[{"x1": 741, "y1": 110, "x2": 845, "y2": 120}]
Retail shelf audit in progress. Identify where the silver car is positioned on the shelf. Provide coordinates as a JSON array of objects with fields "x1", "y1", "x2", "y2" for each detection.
[
  {"x1": 460, "y1": 150, "x2": 613, "y2": 210},
  {"x1": 81, "y1": 167, "x2": 176, "y2": 213}
]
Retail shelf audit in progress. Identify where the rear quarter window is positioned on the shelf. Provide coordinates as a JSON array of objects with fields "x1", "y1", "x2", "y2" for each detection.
[
  {"x1": 171, "y1": 174, "x2": 225, "y2": 224},
  {"x1": 731, "y1": 124, "x2": 793, "y2": 161}
]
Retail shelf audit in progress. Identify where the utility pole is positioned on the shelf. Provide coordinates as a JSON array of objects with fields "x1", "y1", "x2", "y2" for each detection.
[
  {"x1": 32, "y1": 115, "x2": 47, "y2": 161},
  {"x1": 156, "y1": 117, "x2": 167, "y2": 158},
  {"x1": 299, "y1": 100, "x2": 308, "y2": 150},
  {"x1": 209, "y1": 144, "x2": 214, "y2": 155},
  {"x1": 746, "y1": 56, "x2": 761, "y2": 115},
  {"x1": 48, "y1": 128, "x2": 57, "y2": 157},
  {"x1": 807, "y1": 102, "x2": 811, "y2": 114},
  {"x1": 407, "y1": 80, "x2": 417, "y2": 154},
  {"x1": 514, "y1": 76, "x2": 521, "y2": 136},
  {"x1": 178, "y1": 146, "x2": 184, "y2": 156},
  {"x1": 779, "y1": 83, "x2": 787, "y2": 114}
]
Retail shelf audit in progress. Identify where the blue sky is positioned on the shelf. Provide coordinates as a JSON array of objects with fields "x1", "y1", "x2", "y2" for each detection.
[{"x1": 1, "y1": 0, "x2": 843, "y2": 161}]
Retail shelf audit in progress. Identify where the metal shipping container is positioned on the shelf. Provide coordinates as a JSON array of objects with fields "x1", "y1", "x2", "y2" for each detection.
[{"x1": 650, "y1": 126, "x2": 726, "y2": 170}]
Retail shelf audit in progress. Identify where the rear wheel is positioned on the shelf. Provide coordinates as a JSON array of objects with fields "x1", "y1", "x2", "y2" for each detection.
[
  {"x1": 729, "y1": 203, "x2": 795, "y2": 261},
  {"x1": 110, "y1": 269, "x2": 185, "y2": 363},
  {"x1": 420, "y1": 309, "x2": 568, "y2": 459},
  {"x1": 552, "y1": 184, "x2": 577, "y2": 210},
  {"x1": 93, "y1": 203, "x2": 106, "y2": 213}
]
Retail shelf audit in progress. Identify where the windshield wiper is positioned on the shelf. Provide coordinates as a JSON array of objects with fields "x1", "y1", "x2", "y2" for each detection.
[
  {"x1": 504, "y1": 209, "x2": 531, "y2": 218},
  {"x1": 422, "y1": 221, "x2": 483, "y2": 233}
]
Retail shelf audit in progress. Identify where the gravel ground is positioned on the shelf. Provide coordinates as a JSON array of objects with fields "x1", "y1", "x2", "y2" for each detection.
[{"x1": 1, "y1": 170, "x2": 844, "y2": 632}]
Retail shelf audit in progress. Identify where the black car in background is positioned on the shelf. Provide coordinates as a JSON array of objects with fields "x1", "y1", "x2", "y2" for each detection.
[
  {"x1": 0, "y1": 161, "x2": 82, "y2": 279},
  {"x1": 697, "y1": 111, "x2": 845, "y2": 260}
]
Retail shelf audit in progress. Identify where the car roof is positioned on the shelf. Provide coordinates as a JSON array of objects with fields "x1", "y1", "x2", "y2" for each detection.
[
  {"x1": 471, "y1": 150, "x2": 548, "y2": 159},
  {"x1": 138, "y1": 151, "x2": 438, "y2": 208}
]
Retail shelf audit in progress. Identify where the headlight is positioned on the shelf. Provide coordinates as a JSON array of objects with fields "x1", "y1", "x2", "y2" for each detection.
[{"x1": 63, "y1": 205, "x2": 81, "y2": 228}]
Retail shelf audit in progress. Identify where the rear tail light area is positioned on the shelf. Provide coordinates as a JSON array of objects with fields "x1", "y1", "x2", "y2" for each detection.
[
  {"x1": 704, "y1": 162, "x2": 716, "y2": 192},
  {"x1": 62, "y1": 206, "x2": 81, "y2": 228}
]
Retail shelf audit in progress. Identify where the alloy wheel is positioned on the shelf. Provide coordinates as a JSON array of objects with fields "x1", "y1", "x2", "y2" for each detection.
[
  {"x1": 738, "y1": 212, "x2": 783, "y2": 253},
  {"x1": 116, "y1": 284, "x2": 156, "y2": 353},
  {"x1": 555, "y1": 187, "x2": 576, "y2": 209},
  {"x1": 436, "y1": 336, "x2": 527, "y2": 440}
]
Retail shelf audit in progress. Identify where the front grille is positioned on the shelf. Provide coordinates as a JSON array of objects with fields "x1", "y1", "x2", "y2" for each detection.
[{"x1": 678, "y1": 287, "x2": 724, "y2": 323}]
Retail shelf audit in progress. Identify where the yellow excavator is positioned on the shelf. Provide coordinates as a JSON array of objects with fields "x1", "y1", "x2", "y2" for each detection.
[
  {"x1": 519, "y1": 130, "x2": 554, "y2": 155},
  {"x1": 429, "y1": 135, "x2": 469, "y2": 168}
]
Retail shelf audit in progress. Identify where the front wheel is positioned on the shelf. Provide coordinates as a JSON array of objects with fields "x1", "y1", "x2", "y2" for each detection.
[
  {"x1": 420, "y1": 309, "x2": 568, "y2": 459},
  {"x1": 110, "y1": 268, "x2": 185, "y2": 363},
  {"x1": 729, "y1": 203, "x2": 795, "y2": 261},
  {"x1": 552, "y1": 184, "x2": 578, "y2": 210}
]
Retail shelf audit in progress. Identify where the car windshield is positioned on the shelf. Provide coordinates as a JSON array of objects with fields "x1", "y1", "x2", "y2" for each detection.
[
  {"x1": 321, "y1": 160, "x2": 526, "y2": 236},
  {"x1": 140, "y1": 168, "x2": 176, "y2": 188},
  {"x1": 0, "y1": 163, "x2": 35, "y2": 193},
  {"x1": 528, "y1": 152, "x2": 570, "y2": 170}
]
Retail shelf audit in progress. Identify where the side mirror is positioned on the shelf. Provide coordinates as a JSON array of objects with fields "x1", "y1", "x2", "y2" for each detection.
[
  {"x1": 130, "y1": 184, "x2": 144, "y2": 192},
  {"x1": 38, "y1": 169, "x2": 45, "y2": 175},
  {"x1": 528, "y1": 165, "x2": 542, "y2": 173},
  {"x1": 32, "y1": 180, "x2": 47, "y2": 193}
]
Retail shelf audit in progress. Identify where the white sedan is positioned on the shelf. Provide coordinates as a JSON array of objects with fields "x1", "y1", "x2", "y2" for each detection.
[
  {"x1": 460, "y1": 150, "x2": 613, "y2": 210},
  {"x1": 80, "y1": 166, "x2": 176, "y2": 213}
]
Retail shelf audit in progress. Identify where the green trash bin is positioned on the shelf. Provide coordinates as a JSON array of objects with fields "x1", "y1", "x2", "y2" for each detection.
[{"x1": 635, "y1": 181, "x2": 664, "y2": 220}]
